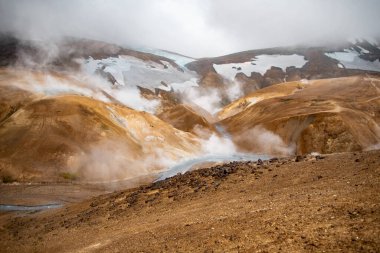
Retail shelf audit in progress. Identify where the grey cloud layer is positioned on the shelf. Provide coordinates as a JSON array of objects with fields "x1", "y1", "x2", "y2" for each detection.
[{"x1": 0, "y1": 0, "x2": 379, "y2": 57}]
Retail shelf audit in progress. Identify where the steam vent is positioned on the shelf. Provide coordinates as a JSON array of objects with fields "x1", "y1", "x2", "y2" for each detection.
[{"x1": 0, "y1": 1, "x2": 379, "y2": 252}]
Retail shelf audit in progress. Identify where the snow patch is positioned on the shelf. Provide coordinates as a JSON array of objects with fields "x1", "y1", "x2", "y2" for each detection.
[
  {"x1": 171, "y1": 78, "x2": 199, "y2": 92},
  {"x1": 357, "y1": 46, "x2": 370, "y2": 54},
  {"x1": 213, "y1": 54, "x2": 308, "y2": 80},
  {"x1": 73, "y1": 74, "x2": 161, "y2": 114},
  {"x1": 135, "y1": 47, "x2": 195, "y2": 67},
  {"x1": 82, "y1": 55, "x2": 198, "y2": 91},
  {"x1": 325, "y1": 49, "x2": 380, "y2": 72}
]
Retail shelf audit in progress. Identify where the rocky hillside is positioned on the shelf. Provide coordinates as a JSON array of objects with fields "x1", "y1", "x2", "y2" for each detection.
[
  {"x1": 1, "y1": 150, "x2": 379, "y2": 252},
  {"x1": 220, "y1": 75, "x2": 380, "y2": 155},
  {"x1": 0, "y1": 69, "x2": 201, "y2": 183},
  {"x1": 186, "y1": 40, "x2": 380, "y2": 106},
  {"x1": 0, "y1": 36, "x2": 379, "y2": 184}
]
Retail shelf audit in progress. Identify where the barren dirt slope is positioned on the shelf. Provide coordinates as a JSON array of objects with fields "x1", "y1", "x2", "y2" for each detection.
[
  {"x1": 0, "y1": 69, "x2": 200, "y2": 183},
  {"x1": 221, "y1": 75, "x2": 380, "y2": 155},
  {"x1": 1, "y1": 150, "x2": 379, "y2": 252}
]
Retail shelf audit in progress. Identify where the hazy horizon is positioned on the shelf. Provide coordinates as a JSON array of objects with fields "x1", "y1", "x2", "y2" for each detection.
[{"x1": 1, "y1": 0, "x2": 379, "y2": 57}]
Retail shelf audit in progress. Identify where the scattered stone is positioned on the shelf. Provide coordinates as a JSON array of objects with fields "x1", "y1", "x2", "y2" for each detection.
[
  {"x1": 269, "y1": 157, "x2": 279, "y2": 163},
  {"x1": 315, "y1": 155, "x2": 326, "y2": 160}
]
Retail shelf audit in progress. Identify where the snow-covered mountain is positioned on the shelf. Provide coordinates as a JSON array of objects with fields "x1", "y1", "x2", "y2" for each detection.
[
  {"x1": 187, "y1": 39, "x2": 380, "y2": 96},
  {"x1": 0, "y1": 35, "x2": 379, "y2": 183}
]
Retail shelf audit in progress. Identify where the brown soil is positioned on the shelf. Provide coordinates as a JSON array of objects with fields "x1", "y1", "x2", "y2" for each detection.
[
  {"x1": 157, "y1": 104, "x2": 216, "y2": 135},
  {"x1": 218, "y1": 80, "x2": 302, "y2": 120},
  {"x1": 221, "y1": 75, "x2": 380, "y2": 155},
  {"x1": 1, "y1": 150, "x2": 379, "y2": 252},
  {"x1": 0, "y1": 183, "x2": 111, "y2": 206},
  {"x1": 0, "y1": 71, "x2": 200, "y2": 183}
]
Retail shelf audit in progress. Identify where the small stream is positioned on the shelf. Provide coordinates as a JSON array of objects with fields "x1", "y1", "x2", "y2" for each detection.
[
  {"x1": 0, "y1": 203, "x2": 63, "y2": 212},
  {"x1": 1, "y1": 151, "x2": 269, "y2": 211},
  {"x1": 155, "y1": 153, "x2": 270, "y2": 181}
]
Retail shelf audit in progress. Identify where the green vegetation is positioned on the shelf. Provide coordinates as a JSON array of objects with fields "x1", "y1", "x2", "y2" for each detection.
[{"x1": 60, "y1": 172, "x2": 78, "y2": 181}]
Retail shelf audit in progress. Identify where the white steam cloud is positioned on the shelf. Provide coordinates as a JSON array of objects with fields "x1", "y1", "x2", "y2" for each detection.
[
  {"x1": 226, "y1": 81, "x2": 244, "y2": 102},
  {"x1": 236, "y1": 126, "x2": 295, "y2": 156},
  {"x1": 181, "y1": 87, "x2": 222, "y2": 115},
  {"x1": 67, "y1": 139, "x2": 179, "y2": 183},
  {"x1": 201, "y1": 133, "x2": 237, "y2": 156},
  {"x1": 8, "y1": 69, "x2": 161, "y2": 114},
  {"x1": 1, "y1": 0, "x2": 379, "y2": 57},
  {"x1": 109, "y1": 87, "x2": 160, "y2": 114}
]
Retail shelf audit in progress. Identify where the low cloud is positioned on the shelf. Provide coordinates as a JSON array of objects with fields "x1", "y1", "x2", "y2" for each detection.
[{"x1": 1, "y1": 0, "x2": 379, "y2": 57}]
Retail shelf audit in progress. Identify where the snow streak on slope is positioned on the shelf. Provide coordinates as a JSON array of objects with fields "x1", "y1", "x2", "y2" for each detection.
[
  {"x1": 4, "y1": 69, "x2": 161, "y2": 114},
  {"x1": 325, "y1": 49, "x2": 380, "y2": 72},
  {"x1": 82, "y1": 55, "x2": 198, "y2": 90},
  {"x1": 213, "y1": 54, "x2": 308, "y2": 80},
  {"x1": 347, "y1": 37, "x2": 379, "y2": 47},
  {"x1": 135, "y1": 47, "x2": 196, "y2": 67}
]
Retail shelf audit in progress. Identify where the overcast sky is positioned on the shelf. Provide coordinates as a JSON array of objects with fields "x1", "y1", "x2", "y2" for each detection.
[{"x1": 0, "y1": 0, "x2": 379, "y2": 57}]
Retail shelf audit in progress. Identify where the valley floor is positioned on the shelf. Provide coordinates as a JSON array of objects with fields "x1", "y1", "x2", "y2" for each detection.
[{"x1": 1, "y1": 150, "x2": 379, "y2": 252}]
